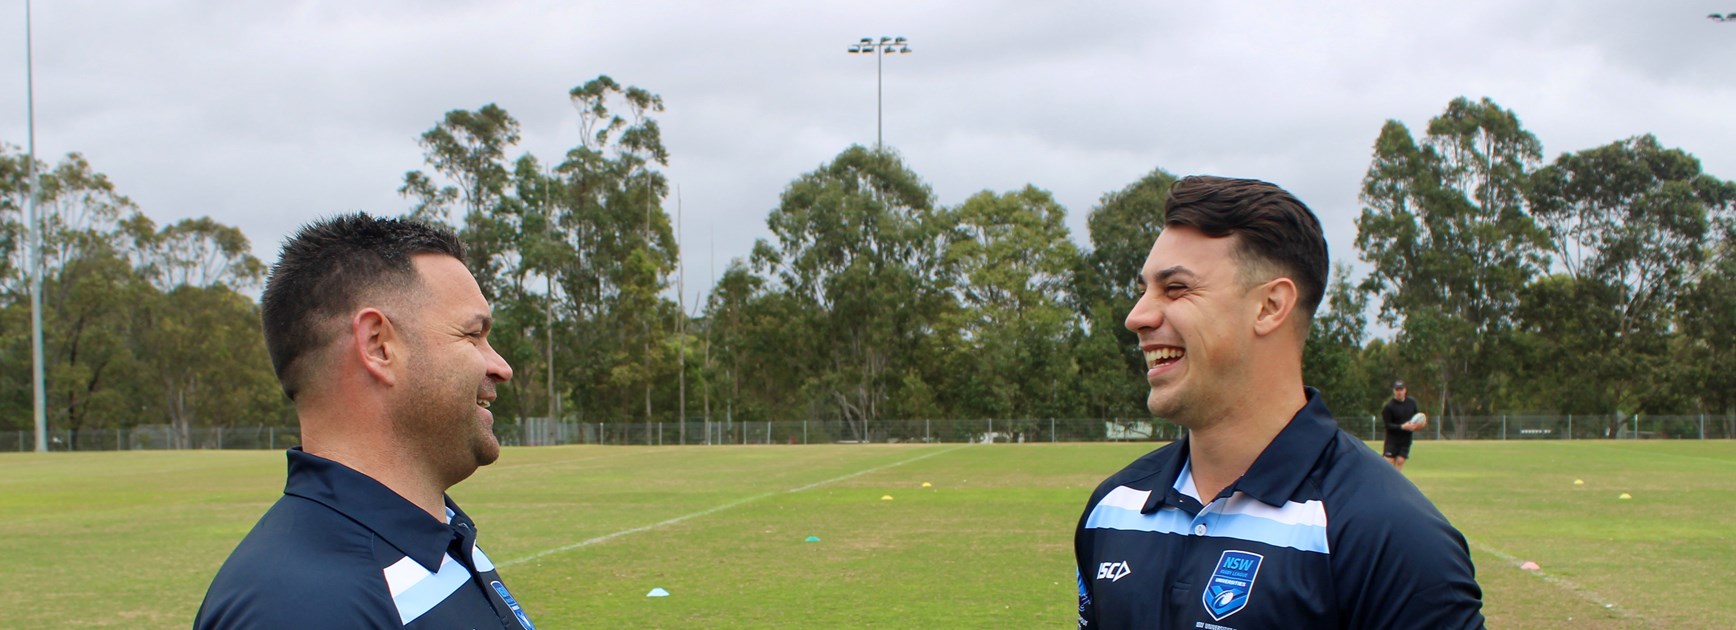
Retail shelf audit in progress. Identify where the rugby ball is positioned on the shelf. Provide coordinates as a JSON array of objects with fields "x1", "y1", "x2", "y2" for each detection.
[{"x1": 1408, "y1": 412, "x2": 1428, "y2": 430}]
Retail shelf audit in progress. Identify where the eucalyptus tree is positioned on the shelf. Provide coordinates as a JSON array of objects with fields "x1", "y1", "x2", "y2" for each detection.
[
  {"x1": 1521, "y1": 135, "x2": 1736, "y2": 423},
  {"x1": 1677, "y1": 234, "x2": 1736, "y2": 415},
  {"x1": 943, "y1": 185, "x2": 1082, "y2": 422},
  {"x1": 554, "y1": 76, "x2": 679, "y2": 431},
  {"x1": 1074, "y1": 168, "x2": 1177, "y2": 419},
  {"x1": 752, "y1": 146, "x2": 951, "y2": 440},
  {"x1": 125, "y1": 215, "x2": 277, "y2": 446},
  {"x1": 1302, "y1": 263, "x2": 1376, "y2": 417},
  {"x1": 702, "y1": 262, "x2": 768, "y2": 425},
  {"x1": 1355, "y1": 97, "x2": 1550, "y2": 425},
  {"x1": 0, "y1": 153, "x2": 149, "y2": 444},
  {"x1": 400, "y1": 103, "x2": 523, "y2": 299}
]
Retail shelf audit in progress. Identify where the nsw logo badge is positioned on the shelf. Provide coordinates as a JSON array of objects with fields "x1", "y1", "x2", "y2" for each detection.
[{"x1": 1202, "y1": 550, "x2": 1263, "y2": 621}]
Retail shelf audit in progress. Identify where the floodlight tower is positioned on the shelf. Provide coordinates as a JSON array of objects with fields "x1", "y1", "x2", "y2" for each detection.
[
  {"x1": 846, "y1": 36, "x2": 912, "y2": 152},
  {"x1": 24, "y1": 0, "x2": 47, "y2": 452}
]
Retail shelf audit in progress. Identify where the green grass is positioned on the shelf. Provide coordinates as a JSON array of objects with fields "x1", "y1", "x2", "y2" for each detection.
[{"x1": 1, "y1": 441, "x2": 1731, "y2": 628}]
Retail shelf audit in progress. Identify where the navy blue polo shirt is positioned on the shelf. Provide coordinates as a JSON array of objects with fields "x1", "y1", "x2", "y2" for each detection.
[
  {"x1": 195, "y1": 448, "x2": 536, "y2": 629},
  {"x1": 1074, "y1": 389, "x2": 1484, "y2": 629}
]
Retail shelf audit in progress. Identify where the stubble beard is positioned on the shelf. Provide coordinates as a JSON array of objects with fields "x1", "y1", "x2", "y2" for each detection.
[{"x1": 396, "y1": 367, "x2": 499, "y2": 486}]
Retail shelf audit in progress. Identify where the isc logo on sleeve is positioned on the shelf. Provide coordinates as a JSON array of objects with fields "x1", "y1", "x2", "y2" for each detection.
[{"x1": 1095, "y1": 561, "x2": 1132, "y2": 582}]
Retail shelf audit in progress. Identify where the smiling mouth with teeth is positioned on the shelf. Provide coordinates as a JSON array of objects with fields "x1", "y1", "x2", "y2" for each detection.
[
  {"x1": 477, "y1": 400, "x2": 492, "y2": 409},
  {"x1": 1144, "y1": 347, "x2": 1185, "y2": 369}
]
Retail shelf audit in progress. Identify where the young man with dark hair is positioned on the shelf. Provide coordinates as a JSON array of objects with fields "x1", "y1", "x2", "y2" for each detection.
[
  {"x1": 1382, "y1": 380, "x2": 1422, "y2": 471},
  {"x1": 1073, "y1": 176, "x2": 1483, "y2": 628},
  {"x1": 196, "y1": 213, "x2": 535, "y2": 629}
]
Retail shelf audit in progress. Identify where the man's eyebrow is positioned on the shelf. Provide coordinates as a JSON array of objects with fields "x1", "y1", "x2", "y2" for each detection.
[
  {"x1": 466, "y1": 313, "x2": 493, "y2": 332},
  {"x1": 1152, "y1": 266, "x2": 1196, "y2": 283}
]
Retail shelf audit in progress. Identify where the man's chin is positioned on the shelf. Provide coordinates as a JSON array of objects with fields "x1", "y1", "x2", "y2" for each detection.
[
  {"x1": 474, "y1": 434, "x2": 501, "y2": 467},
  {"x1": 1146, "y1": 389, "x2": 1173, "y2": 417},
  {"x1": 1146, "y1": 390, "x2": 1187, "y2": 424}
]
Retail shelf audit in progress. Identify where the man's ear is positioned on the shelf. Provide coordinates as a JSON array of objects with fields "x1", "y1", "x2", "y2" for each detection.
[
  {"x1": 1252, "y1": 277, "x2": 1299, "y2": 338},
  {"x1": 352, "y1": 308, "x2": 399, "y2": 386}
]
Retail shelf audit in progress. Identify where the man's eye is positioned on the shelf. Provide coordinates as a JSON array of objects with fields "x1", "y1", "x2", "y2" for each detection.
[{"x1": 1166, "y1": 284, "x2": 1187, "y2": 294}]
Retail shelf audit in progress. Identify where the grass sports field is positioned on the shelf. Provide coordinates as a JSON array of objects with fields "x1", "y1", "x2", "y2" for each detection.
[{"x1": 2, "y1": 440, "x2": 1732, "y2": 628}]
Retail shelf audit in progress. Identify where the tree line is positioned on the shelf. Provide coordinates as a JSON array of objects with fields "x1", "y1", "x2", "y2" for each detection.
[{"x1": 3, "y1": 82, "x2": 1732, "y2": 445}]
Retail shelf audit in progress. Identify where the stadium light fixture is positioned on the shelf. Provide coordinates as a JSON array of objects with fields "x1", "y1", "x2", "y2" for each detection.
[{"x1": 846, "y1": 35, "x2": 913, "y2": 152}]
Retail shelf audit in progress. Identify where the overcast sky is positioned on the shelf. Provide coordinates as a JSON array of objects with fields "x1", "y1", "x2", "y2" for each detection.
[{"x1": 3, "y1": 1, "x2": 1734, "y2": 309}]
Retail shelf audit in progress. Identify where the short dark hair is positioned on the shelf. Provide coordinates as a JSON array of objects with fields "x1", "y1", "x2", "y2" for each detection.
[
  {"x1": 260, "y1": 213, "x2": 466, "y2": 400},
  {"x1": 1162, "y1": 176, "x2": 1329, "y2": 322}
]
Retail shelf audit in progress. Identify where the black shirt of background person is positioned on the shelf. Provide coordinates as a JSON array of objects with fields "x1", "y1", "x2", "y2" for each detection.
[{"x1": 1382, "y1": 397, "x2": 1419, "y2": 441}]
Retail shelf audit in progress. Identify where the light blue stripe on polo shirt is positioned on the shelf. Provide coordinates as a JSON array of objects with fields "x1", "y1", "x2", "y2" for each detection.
[
  {"x1": 1208, "y1": 512, "x2": 1329, "y2": 554},
  {"x1": 1084, "y1": 490, "x2": 1330, "y2": 554},
  {"x1": 389, "y1": 553, "x2": 471, "y2": 625},
  {"x1": 1085, "y1": 501, "x2": 1194, "y2": 535}
]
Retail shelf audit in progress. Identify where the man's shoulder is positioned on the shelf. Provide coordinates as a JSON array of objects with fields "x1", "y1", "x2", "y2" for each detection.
[
  {"x1": 1315, "y1": 430, "x2": 1467, "y2": 552},
  {"x1": 1318, "y1": 432, "x2": 1430, "y2": 503},
  {"x1": 196, "y1": 495, "x2": 396, "y2": 628},
  {"x1": 230, "y1": 493, "x2": 381, "y2": 558},
  {"x1": 1312, "y1": 433, "x2": 1485, "y2": 627}
]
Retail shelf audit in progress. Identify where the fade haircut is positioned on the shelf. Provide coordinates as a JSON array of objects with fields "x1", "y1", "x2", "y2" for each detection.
[
  {"x1": 1162, "y1": 176, "x2": 1329, "y2": 323},
  {"x1": 260, "y1": 213, "x2": 466, "y2": 400}
]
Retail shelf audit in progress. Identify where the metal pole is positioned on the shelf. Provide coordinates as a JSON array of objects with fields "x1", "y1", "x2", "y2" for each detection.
[
  {"x1": 544, "y1": 167, "x2": 557, "y2": 442},
  {"x1": 1501, "y1": 416, "x2": 1506, "y2": 440},
  {"x1": 875, "y1": 44, "x2": 883, "y2": 151},
  {"x1": 677, "y1": 187, "x2": 686, "y2": 445},
  {"x1": 1567, "y1": 414, "x2": 1572, "y2": 440},
  {"x1": 26, "y1": 0, "x2": 49, "y2": 453}
]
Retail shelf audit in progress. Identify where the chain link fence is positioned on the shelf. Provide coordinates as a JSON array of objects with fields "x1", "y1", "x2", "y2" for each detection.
[{"x1": 5, "y1": 413, "x2": 1733, "y2": 452}]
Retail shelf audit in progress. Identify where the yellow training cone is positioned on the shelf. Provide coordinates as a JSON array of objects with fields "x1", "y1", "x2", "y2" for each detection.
[
  {"x1": 881, "y1": 495, "x2": 894, "y2": 501},
  {"x1": 1618, "y1": 493, "x2": 1632, "y2": 500},
  {"x1": 921, "y1": 482, "x2": 933, "y2": 488},
  {"x1": 1573, "y1": 479, "x2": 1584, "y2": 486}
]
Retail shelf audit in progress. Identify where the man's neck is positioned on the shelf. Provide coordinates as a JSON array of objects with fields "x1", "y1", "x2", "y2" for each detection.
[
  {"x1": 301, "y1": 418, "x2": 449, "y2": 522},
  {"x1": 1182, "y1": 385, "x2": 1307, "y2": 504}
]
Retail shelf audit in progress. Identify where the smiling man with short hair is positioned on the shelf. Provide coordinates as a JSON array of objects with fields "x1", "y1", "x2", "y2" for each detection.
[
  {"x1": 196, "y1": 213, "x2": 534, "y2": 629},
  {"x1": 1073, "y1": 176, "x2": 1483, "y2": 629}
]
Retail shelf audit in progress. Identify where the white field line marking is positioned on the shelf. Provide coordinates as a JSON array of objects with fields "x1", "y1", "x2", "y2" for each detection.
[
  {"x1": 1467, "y1": 538, "x2": 1639, "y2": 622},
  {"x1": 498, "y1": 445, "x2": 969, "y2": 568}
]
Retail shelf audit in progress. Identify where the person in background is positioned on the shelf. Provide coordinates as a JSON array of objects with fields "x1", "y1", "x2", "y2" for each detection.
[{"x1": 1382, "y1": 380, "x2": 1422, "y2": 472}]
